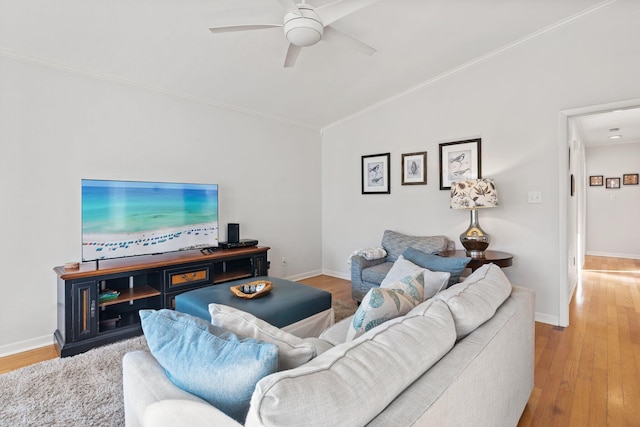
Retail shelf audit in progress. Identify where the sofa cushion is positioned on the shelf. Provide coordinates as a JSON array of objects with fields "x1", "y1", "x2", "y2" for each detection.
[
  {"x1": 139, "y1": 309, "x2": 278, "y2": 423},
  {"x1": 381, "y1": 255, "x2": 450, "y2": 300},
  {"x1": 403, "y1": 246, "x2": 470, "y2": 287},
  {"x1": 435, "y1": 263, "x2": 513, "y2": 339},
  {"x1": 346, "y1": 284, "x2": 417, "y2": 341},
  {"x1": 245, "y1": 299, "x2": 456, "y2": 427},
  {"x1": 362, "y1": 261, "x2": 393, "y2": 284},
  {"x1": 381, "y1": 230, "x2": 450, "y2": 262},
  {"x1": 208, "y1": 303, "x2": 332, "y2": 371}
]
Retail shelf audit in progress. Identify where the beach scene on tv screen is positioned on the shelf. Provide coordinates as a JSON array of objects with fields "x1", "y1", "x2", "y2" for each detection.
[{"x1": 82, "y1": 180, "x2": 218, "y2": 261}]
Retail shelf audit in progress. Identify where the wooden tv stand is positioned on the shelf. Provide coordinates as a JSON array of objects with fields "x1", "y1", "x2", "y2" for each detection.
[{"x1": 53, "y1": 246, "x2": 269, "y2": 357}]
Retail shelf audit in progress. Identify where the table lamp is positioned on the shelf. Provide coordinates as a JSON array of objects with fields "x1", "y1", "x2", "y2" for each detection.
[{"x1": 450, "y1": 178, "x2": 499, "y2": 257}]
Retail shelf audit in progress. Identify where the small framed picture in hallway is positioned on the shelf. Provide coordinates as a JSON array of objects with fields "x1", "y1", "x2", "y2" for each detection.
[
  {"x1": 605, "y1": 177, "x2": 621, "y2": 189},
  {"x1": 623, "y1": 173, "x2": 638, "y2": 185},
  {"x1": 589, "y1": 175, "x2": 603, "y2": 186}
]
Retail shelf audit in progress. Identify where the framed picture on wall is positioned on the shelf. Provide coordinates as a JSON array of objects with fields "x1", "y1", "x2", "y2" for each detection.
[
  {"x1": 362, "y1": 153, "x2": 390, "y2": 194},
  {"x1": 605, "y1": 177, "x2": 621, "y2": 189},
  {"x1": 623, "y1": 173, "x2": 638, "y2": 185},
  {"x1": 401, "y1": 152, "x2": 427, "y2": 185},
  {"x1": 439, "y1": 138, "x2": 481, "y2": 190},
  {"x1": 589, "y1": 175, "x2": 603, "y2": 186}
]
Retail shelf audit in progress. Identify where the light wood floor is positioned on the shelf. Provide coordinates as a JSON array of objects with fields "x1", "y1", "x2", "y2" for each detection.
[
  {"x1": 2, "y1": 257, "x2": 639, "y2": 426},
  {"x1": 518, "y1": 255, "x2": 640, "y2": 426}
]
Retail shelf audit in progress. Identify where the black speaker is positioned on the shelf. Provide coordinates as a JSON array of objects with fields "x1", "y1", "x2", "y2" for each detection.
[{"x1": 228, "y1": 223, "x2": 240, "y2": 243}]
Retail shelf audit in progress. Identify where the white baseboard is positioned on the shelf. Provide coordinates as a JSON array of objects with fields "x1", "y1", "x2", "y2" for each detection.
[
  {"x1": 0, "y1": 335, "x2": 53, "y2": 358},
  {"x1": 321, "y1": 269, "x2": 350, "y2": 281},
  {"x1": 586, "y1": 251, "x2": 640, "y2": 260},
  {"x1": 283, "y1": 269, "x2": 323, "y2": 282},
  {"x1": 535, "y1": 312, "x2": 560, "y2": 326},
  {"x1": 283, "y1": 269, "x2": 350, "y2": 282}
]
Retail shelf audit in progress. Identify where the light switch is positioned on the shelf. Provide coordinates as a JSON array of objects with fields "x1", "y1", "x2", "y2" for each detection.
[{"x1": 528, "y1": 191, "x2": 542, "y2": 204}]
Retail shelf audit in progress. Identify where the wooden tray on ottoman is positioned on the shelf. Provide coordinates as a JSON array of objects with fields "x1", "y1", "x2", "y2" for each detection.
[{"x1": 230, "y1": 280, "x2": 273, "y2": 299}]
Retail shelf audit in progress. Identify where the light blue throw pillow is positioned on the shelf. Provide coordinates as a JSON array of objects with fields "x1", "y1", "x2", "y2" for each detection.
[
  {"x1": 402, "y1": 246, "x2": 470, "y2": 287},
  {"x1": 139, "y1": 309, "x2": 278, "y2": 423}
]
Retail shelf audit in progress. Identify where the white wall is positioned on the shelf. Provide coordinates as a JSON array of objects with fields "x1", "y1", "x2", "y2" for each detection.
[
  {"x1": 585, "y1": 143, "x2": 640, "y2": 259},
  {"x1": 321, "y1": 0, "x2": 640, "y2": 324},
  {"x1": 0, "y1": 55, "x2": 322, "y2": 355}
]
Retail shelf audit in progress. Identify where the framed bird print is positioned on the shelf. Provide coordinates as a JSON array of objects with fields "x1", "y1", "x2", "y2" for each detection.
[
  {"x1": 362, "y1": 153, "x2": 390, "y2": 194},
  {"x1": 439, "y1": 138, "x2": 482, "y2": 190},
  {"x1": 401, "y1": 151, "x2": 427, "y2": 185}
]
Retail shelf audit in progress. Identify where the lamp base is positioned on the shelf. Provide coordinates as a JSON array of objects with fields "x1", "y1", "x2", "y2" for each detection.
[{"x1": 460, "y1": 209, "x2": 490, "y2": 258}]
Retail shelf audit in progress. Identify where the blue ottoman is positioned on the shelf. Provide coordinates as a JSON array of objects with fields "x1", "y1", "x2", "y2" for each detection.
[{"x1": 174, "y1": 276, "x2": 332, "y2": 329}]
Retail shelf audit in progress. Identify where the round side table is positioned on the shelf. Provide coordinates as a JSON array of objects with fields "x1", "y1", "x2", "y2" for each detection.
[{"x1": 437, "y1": 250, "x2": 513, "y2": 272}]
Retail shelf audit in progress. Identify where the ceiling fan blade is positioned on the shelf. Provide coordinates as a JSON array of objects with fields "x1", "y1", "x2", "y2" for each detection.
[
  {"x1": 315, "y1": 0, "x2": 381, "y2": 26},
  {"x1": 278, "y1": 0, "x2": 301, "y2": 16},
  {"x1": 284, "y1": 43, "x2": 302, "y2": 68},
  {"x1": 209, "y1": 24, "x2": 282, "y2": 34},
  {"x1": 323, "y1": 25, "x2": 376, "y2": 56}
]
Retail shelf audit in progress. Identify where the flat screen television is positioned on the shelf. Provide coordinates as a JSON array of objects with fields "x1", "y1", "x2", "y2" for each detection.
[{"x1": 82, "y1": 179, "x2": 218, "y2": 262}]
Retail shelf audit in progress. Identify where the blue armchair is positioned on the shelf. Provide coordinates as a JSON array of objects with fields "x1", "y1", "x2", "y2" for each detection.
[{"x1": 350, "y1": 230, "x2": 455, "y2": 302}]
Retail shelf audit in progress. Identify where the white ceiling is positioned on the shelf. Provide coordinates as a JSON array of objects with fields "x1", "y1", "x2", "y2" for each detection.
[
  {"x1": 0, "y1": 0, "x2": 628, "y2": 130},
  {"x1": 574, "y1": 107, "x2": 640, "y2": 147}
]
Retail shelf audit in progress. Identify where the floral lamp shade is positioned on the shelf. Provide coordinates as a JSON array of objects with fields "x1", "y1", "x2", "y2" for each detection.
[
  {"x1": 450, "y1": 178, "x2": 499, "y2": 257},
  {"x1": 450, "y1": 179, "x2": 499, "y2": 209}
]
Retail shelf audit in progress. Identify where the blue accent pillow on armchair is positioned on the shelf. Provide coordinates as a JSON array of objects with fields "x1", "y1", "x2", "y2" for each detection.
[
  {"x1": 402, "y1": 247, "x2": 470, "y2": 287},
  {"x1": 140, "y1": 309, "x2": 278, "y2": 423}
]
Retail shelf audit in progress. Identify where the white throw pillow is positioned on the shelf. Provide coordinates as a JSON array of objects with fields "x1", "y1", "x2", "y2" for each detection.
[
  {"x1": 209, "y1": 304, "x2": 333, "y2": 370},
  {"x1": 380, "y1": 255, "x2": 424, "y2": 288}
]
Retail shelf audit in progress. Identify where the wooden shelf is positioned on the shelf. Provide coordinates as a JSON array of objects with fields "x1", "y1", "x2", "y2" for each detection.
[
  {"x1": 99, "y1": 285, "x2": 161, "y2": 307},
  {"x1": 214, "y1": 271, "x2": 253, "y2": 284}
]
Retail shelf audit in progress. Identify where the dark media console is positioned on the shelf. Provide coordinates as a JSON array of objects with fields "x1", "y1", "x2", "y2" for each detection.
[{"x1": 53, "y1": 246, "x2": 269, "y2": 357}]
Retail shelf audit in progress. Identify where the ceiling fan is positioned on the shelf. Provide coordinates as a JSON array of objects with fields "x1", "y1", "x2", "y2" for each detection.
[{"x1": 209, "y1": 0, "x2": 381, "y2": 67}]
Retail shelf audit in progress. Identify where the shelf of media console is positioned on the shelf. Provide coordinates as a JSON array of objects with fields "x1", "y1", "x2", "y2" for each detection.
[{"x1": 98, "y1": 286, "x2": 161, "y2": 307}]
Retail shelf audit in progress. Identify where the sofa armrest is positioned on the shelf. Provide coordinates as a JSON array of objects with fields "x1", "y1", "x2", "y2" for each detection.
[
  {"x1": 123, "y1": 351, "x2": 215, "y2": 427},
  {"x1": 144, "y1": 400, "x2": 242, "y2": 427},
  {"x1": 350, "y1": 255, "x2": 386, "y2": 301}
]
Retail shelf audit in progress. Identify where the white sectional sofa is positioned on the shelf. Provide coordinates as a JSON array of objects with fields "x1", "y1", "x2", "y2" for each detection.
[{"x1": 123, "y1": 264, "x2": 534, "y2": 426}]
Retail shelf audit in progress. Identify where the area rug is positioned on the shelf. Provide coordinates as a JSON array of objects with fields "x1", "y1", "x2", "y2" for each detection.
[{"x1": 0, "y1": 300, "x2": 357, "y2": 426}]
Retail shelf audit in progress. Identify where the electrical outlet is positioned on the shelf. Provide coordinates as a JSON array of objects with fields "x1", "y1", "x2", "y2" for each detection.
[
  {"x1": 528, "y1": 191, "x2": 542, "y2": 204},
  {"x1": 281, "y1": 256, "x2": 287, "y2": 266}
]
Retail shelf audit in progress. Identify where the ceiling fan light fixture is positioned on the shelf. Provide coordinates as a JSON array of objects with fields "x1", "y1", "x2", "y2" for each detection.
[
  {"x1": 285, "y1": 23, "x2": 323, "y2": 46},
  {"x1": 283, "y1": 8, "x2": 324, "y2": 47}
]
